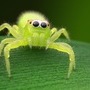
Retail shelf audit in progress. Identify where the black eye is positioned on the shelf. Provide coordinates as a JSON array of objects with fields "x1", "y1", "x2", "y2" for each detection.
[
  {"x1": 33, "y1": 21, "x2": 39, "y2": 27},
  {"x1": 29, "y1": 21, "x2": 32, "y2": 24},
  {"x1": 41, "y1": 22, "x2": 47, "y2": 28}
]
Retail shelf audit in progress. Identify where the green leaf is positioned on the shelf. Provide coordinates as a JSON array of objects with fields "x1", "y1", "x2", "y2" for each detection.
[{"x1": 0, "y1": 36, "x2": 90, "y2": 90}]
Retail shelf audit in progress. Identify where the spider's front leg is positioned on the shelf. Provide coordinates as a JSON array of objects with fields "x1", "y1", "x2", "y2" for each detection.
[
  {"x1": 46, "y1": 28, "x2": 70, "y2": 49},
  {"x1": 0, "y1": 23, "x2": 20, "y2": 38},
  {"x1": 4, "y1": 40, "x2": 27, "y2": 77},
  {"x1": 48, "y1": 42, "x2": 75, "y2": 78},
  {"x1": 50, "y1": 28, "x2": 70, "y2": 41}
]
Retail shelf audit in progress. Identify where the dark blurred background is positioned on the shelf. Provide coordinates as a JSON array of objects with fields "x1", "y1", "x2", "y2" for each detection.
[{"x1": 0, "y1": 0, "x2": 90, "y2": 43}]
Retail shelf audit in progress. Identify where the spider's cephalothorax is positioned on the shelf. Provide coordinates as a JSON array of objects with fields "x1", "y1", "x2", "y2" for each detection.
[
  {"x1": 0, "y1": 11, "x2": 75, "y2": 78},
  {"x1": 22, "y1": 19, "x2": 51, "y2": 47}
]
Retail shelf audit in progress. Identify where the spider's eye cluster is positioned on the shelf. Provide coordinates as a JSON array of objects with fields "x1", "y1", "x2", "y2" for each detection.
[{"x1": 30, "y1": 20, "x2": 49, "y2": 28}]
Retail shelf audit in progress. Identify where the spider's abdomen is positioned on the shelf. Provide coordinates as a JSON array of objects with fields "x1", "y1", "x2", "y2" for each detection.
[{"x1": 17, "y1": 11, "x2": 46, "y2": 28}]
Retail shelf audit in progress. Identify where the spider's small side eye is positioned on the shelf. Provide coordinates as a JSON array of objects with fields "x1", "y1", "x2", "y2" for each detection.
[
  {"x1": 27, "y1": 20, "x2": 32, "y2": 24},
  {"x1": 48, "y1": 23, "x2": 50, "y2": 26},
  {"x1": 33, "y1": 21, "x2": 39, "y2": 27},
  {"x1": 29, "y1": 21, "x2": 32, "y2": 24},
  {"x1": 41, "y1": 22, "x2": 47, "y2": 28}
]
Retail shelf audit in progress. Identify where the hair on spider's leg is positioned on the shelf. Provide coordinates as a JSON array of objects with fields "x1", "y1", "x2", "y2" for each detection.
[{"x1": 48, "y1": 42, "x2": 75, "y2": 78}]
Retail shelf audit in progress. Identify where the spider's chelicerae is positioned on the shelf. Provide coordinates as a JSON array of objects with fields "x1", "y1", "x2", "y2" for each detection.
[{"x1": 0, "y1": 11, "x2": 75, "y2": 78}]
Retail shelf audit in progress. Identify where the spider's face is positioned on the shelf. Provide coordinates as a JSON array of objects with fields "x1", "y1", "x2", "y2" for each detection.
[{"x1": 28, "y1": 20, "x2": 50, "y2": 33}]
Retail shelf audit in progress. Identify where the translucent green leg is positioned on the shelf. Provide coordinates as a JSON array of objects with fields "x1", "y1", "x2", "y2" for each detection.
[
  {"x1": 48, "y1": 42, "x2": 75, "y2": 78},
  {"x1": 46, "y1": 28, "x2": 70, "y2": 49},
  {"x1": 50, "y1": 28, "x2": 57, "y2": 35},
  {"x1": 4, "y1": 40, "x2": 27, "y2": 77},
  {"x1": 50, "y1": 28, "x2": 70, "y2": 41},
  {"x1": 0, "y1": 38, "x2": 15, "y2": 56},
  {"x1": 0, "y1": 23, "x2": 20, "y2": 38},
  {"x1": 12, "y1": 25, "x2": 19, "y2": 30},
  {"x1": 12, "y1": 25, "x2": 20, "y2": 35}
]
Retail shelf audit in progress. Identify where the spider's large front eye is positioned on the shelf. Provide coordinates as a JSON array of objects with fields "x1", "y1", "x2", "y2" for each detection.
[
  {"x1": 41, "y1": 22, "x2": 47, "y2": 28},
  {"x1": 33, "y1": 21, "x2": 39, "y2": 27}
]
